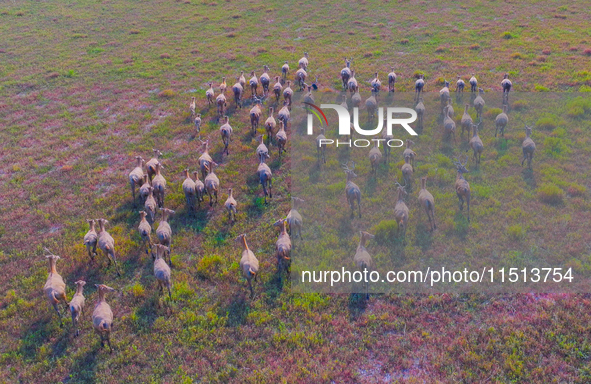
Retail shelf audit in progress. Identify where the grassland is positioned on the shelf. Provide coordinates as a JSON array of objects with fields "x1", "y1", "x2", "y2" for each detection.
[{"x1": 1, "y1": 0, "x2": 591, "y2": 382}]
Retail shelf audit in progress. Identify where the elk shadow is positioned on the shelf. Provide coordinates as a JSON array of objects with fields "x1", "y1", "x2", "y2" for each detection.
[
  {"x1": 68, "y1": 344, "x2": 101, "y2": 383},
  {"x1": 19, "y1": 316, "x2": 60, "y2": 360},
  {"x1": 348, "y1": 292, "x2": 368, "y2": 321},
  {"x1": 133, "y1": 293, "x2": 160, "y2": 333},
  {"x1": 413, "y1": 222, "x2": 434, "y2": 251},
  {"x1": 173, "y1": 206, "x2": 210, "y2": 233},
  {"x1": 521, "y1": 168, "x2": 536, "y2": 189},
  {"x1": 220, "y1": 294, "x2": 250, "y2": 327},
  {"x1": 263, "y1": 269, "x2": 288, "y2": 306},
  {"x1": 365, "y1": 172, "x2": 379, "y2": 197},
  {"x1": 307, "y1": 161, "x2": 322, "y2": 184}
]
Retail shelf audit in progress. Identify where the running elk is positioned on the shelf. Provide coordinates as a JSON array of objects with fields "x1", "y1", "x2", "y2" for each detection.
[
  {"x1": 342, "y1": 162, "x2": 362, "y2": 218},
  {"x1": 418, "y1": 177, "x2": 436, "y2": 231},
  {"x1": 521, "y1": 125, "x2": 536, "y2": 168},
  {"x1": 453, "y1": 156, "x2": 471, "y2": 222}
]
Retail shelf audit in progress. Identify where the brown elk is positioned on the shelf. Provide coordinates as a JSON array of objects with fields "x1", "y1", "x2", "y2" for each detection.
[
  {"x1": 342, "y1": 162, "x2": 362, "y2": 218},
  {"x1": 453, "y1": 155, "x2": 471, "y2": 222},
  {"x1": 394, "y1": 183, "x2": 409, "y2": 241},
  {"x1": 418, "y1": 177, "x2": 436, "y2": 231},
  {"x1": 340, "y1": 58, "x2": 352, "y2": 90},
  {"x1": 469, "y1": 122, "x2": 484, "y2": 165},
  {"x1": 220, "y1": 115, "x2": 233, "y2": 156},
  {"x1": 353, "y1": 231, "x2": 375, "y2": 299},
  {"x1": 521, "y1": 125, "x2": 536, "y2": 168}
]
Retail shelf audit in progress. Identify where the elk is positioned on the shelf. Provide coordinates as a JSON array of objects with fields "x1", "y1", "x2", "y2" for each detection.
[
  {"x1": 298, "y1": 52, "x2": 309, "y2": 70},
  {"x1": 316, "y1": 127, "x2": 327, "y2": 164},
  {"x1": 351, "y1": 85, "x2": 362, "y2": 109},
  {"x1": 204, "y1": 162, "x2": 220, "y2": 206},
  {"x1": 439, "y1": 80, "x2": 450, "y2": 108},
  {"x1": 418, "y1": 177, "x2": 436, "y2": 231},
  {"x1": 353, "y1": 231, "x2": 374, "y2": 299},
  {"x1": 370, "y1": 72, "x2": 381, "y2": 93},
  {"x1": 368, "y1": 140, "x2": 382, "y2": 174},
  {"x1": 194, "y1": 113, "x2": 202, "y2": 134},
  {"x1": 287, "y1": 197, "x2": 304, "y2": 240},
  {"x1": 256, "y1": 134, "x2": 270, "y2": 162},
  {"x1": 225, "y1": 188, "x2": 237, "y2": 223},
  {"x1": 189, "y1": 96, "x2": 196, "y2": 118},
  {"x1": 461, "y1": 104, "x2": 473, "y2": 136},
  {"x1": 303, "y1": 85, "x2": 314, "y2": 104},
  {"x1": 278, "y1": 101, "x2": 290, "y2": 127},
  {"x1": 249, "y1": 70, "x2": 259, "y2": 97},
  {"x1": 340, "y1": 93, "x2": 348, "y2": 111},
  {"x1": 415, "y1": 74, "x2": 425, "y2": 99},
  {"x1": 394, "y1": 183, "x2": 409, "y2": 241},
  {"x1": 193, "y1": 170, "x2": 205, "y2": 206},
  {"x1": 237, "y1": 234, "x2": 259, "y2": 297},
  {"x1": 97, "y1": 219, "x2": 121, "y2": 276},
  {"x1": 403, "y1": 140, "x2": 417, "y2": 170},
  {"x1": 276, "y1": 120, "x2": 288, "y2": 158},
  {"x1": 232, "y1": 78, "x2": 243, "y2": 108},
  {"x1": 295, "y1": 67, "x2": 307, "y2": 91},
  {"x1": 388, "y1": 67, "x2": 397, "y2": 92},
  {"x1": 219, "y1": 76, "x2": 227, "y2": 95},
  {"x1": 92, "y1": 284, "x2": 115, "y2": 353},
  {"x1": 238, "y1": 71, "x2": 246, "y2": 88},
  {"x1": 415, "y1": 97, "x2": 425, "y2": 128},
  {"x1": 521, "y1": 125, "x2": 536, "y2": 168},
  {"x1": 146, "y1": 149, "x2": 162, "y2": 182},
  {"x1": 342, "y1": 161, "x2": 362, "y2": 218},
  {"x1": 281, "y1": 61, "x2": 289, "y2": 78},
  {"x1": 474, "y1": 88, "x2": 485, "y2": 122},
  {"x1": 156, "y1": 208, "x2": 174, "y2": 266},
  {"x1": 139, "y1": 174, "x2": 151, "y2": 202},
  {"x1": 144, "y1": 186, "x2": 157, "y2": 223},
  {"x1": 182, "y1": 169, "x2": 197, "y2": 211},
  {"x1": 501, "y1": 73, "x2": 512, "y2": 98},
  {"x1": 83, "y1": 219, "x2": 98, "y2": 261},
  {"x1": 264, "y1": 107, "x2": 277, "y2": 144},
  {"x1": 216, "y1": 92, "x2": 227, "y2": 117},
  {"x1": 453, "y1": 155, "x2": 471, "y2": 222},
  {"x1": 273, "y1": 76, "x2": 282, "y2": 102},
  {"x1": 152, "y1": 162, "x2": 166, "y2": 208},
  {"x1": 152, "y1": 244, "x2": 172, "y2": 300},
  {"x1": 260, "y1": 65, "x2": 271, "y2": 95},
  {"x1": 455, "y1": 76, "x2": 465, "y2": 93},
  {"x1": 347, "y1": 70, "x2": 358, "y2": 94},
  {"x1": 257, "y1": 156, "x2": 273, "y2": 204},
  {"x1": 129, "y1": 156, "x2": 145, "y2": 205},
  {"x1": 220, "y1": 115, "x2": 233, "y2": 156},
  {"x1": 401, "y1": 157, "x2": 413, "y2": 186},
  {"x1": 365, "y1": 91, "x2": 378, "y2": 120},
  {"x1": 274, "y1": 219, "x2": 292, "y2": 275},
  {"x1": 205, "y1": 82, "x2": 214, "y2": 105},
  {"x1": 198, "y1": 139, "x2": 214, "y2": 180},
  {"x1": 495, "y1": 105, "x2": 509, "y2": 138},
  {"x1": 250, "y1": 103, "x2": 262, "y2": 135},
  {"x1": 340, "y1": 58, "x2": 352, "y2": 90},
  {"x1": 283, "y1": 80, "x2": 293, "y2": 106},
  {"x1": 70, "y1": 280, "x2": 86, "y2": 337},
  {"x1": 469, "y1": 73, "x2": 478, "y2": 93},
  {"x1": 443, "y1": 104, "x2": 457, "y2": 143},
  {"x1": 469, "y1": 122, "x2": 484, "y2": 165},
  {"x1": 43, "y1": 252, "x2": 68, "y2": 326},
  {"x1": 138, "y1": 210, "x2": 152, "y2": 254}
]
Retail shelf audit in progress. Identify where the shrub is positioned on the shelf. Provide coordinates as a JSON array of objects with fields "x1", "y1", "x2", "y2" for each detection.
[
  {"x1": 512, "y1": 100, "x2": 528, "y2": 111},
  {"x1": 400, "y1": 39, "x2": 409, "y2": 45},
  {"x1": 543, "y1": 137, "x2": 568, "y2": 158},
  {"x1": 130, "y1": 283, "x2": 145, "y2": 298},
  {"x1": 536, "y1": 116, "x2": 557, "y2": 130},
  {"x1": 534, "y1": 84, "x2": 550, "y2": 91},
  {"x1": 160, "y1": 53, "x2": 171, "y2": 59},
  {"x1": 158, "y1": 89, "x2": 175, "y2": 98},
  {"x1": 542, "y1": 48, "x2": 551, "y2": 55},
  {"x1": 567, "y1": 183, "x2": 586, "y2": 197},
  {"x1": 373, "y1": 220, "x2": 398, "y2": 246},
  {"x1": 129, "y1": 29, "x2": 140, "y2": 34},
  {"x1": 413, "y1": 70, "x2": 425, "y2": 79},
  {"x1": 435, "y1": 46, "x2": 447, "y2": 53},
  {"x1": 510, "y1": 52, "x2": 524, "y2": 59},
  {"x1": 507, "y1": 225, "x2": 525, "y2": 241},
  {"x1": 501, "y1": 31, "x2": 515, "y2": 39},
  {"x1": 484, "y1": 108, "x2": 502, "y2": 119},
  {"x1": 584, "y1": 49, "x2": 591, "y2": 56},
  {"x1": 537, "y1": 183, "x2": 564, "y2": 204},
  {"x1": 579, "y1": 85, "x2": 591, "y2": 92},
  {"x1": 469, "y1": 44, "x2": 480, "y2": 50}
]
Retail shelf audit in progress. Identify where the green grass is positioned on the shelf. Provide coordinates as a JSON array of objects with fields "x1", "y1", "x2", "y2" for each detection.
[{"x1": 1, "y1": 0, "x2": 591, "y2": 382}]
